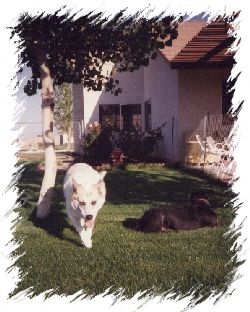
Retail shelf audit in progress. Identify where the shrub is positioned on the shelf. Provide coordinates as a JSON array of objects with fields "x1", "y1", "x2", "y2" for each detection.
[
  {"x1": 82, "y1": 122, "x2": 113, "y2": 162},
  {"x1": 109, "y1": 126, "x2": 164, "y2": 161},
  {"x1": 82, "y1": 122, "x2": 166, "y2": 163}
]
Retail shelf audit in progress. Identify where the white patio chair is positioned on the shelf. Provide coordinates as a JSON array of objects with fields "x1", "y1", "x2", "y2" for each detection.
[
  {"x1": 222, "y1": 158, "x2": 237, "y2": 180},
  {"x1": 195, "y1": 134, "x2": 210, "y2": 166},
  {"x1": 223, "y1": 136, "x2": 236, "y2": 156},
  {"x1": 206, "y1": 136, "x2": 230, "y2": 177},
  {"x1": 221, "y1": 136, "x2": 236, "y2": 180},
  {"x1": 196, "y1": 135, "x2": 206, "y2": 152},
  {"x1": 207, "y1": 136, "x2": 230, "y2": 156}
]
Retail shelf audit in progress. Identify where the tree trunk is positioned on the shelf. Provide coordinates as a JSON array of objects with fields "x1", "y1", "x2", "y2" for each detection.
[{"x1": 36, "y1": 50, "x2": 57, "y2": 218}]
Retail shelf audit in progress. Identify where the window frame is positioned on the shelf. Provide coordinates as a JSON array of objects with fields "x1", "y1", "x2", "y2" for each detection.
[{"x1": 99, "y1": 104, "x2": 121, "y2": 129}]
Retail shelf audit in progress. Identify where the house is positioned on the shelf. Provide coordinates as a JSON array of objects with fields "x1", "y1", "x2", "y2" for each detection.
[{"x1": 72, "y1": 20, "x2": 235, "y2": 163}]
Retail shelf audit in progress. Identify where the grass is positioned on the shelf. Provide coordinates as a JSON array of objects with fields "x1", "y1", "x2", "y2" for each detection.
[{"x1": 11, "y1": 162, "x2": 240, "y2": 304}]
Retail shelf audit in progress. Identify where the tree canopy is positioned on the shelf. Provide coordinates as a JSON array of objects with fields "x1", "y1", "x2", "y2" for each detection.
[
  {"x1": 10, "y1": 8, "x2": 182, "y2": 96},
  {"x1": 54, "y1": 83, "x2": 73, "y2": 137}
]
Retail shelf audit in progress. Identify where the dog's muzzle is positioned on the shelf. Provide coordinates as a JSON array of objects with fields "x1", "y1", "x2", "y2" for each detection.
[
  {"x1": 85, "y1": 215, "x2": 95, "y2": 228},
  {"x1": 85, "y1": 215, "x2": 93, "y2": 221}
]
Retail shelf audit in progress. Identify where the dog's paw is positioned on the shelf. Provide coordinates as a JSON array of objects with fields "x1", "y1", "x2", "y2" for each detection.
[
  {"x1": 80, "y1": 231, "x2": 92, "y2": 248},
  {"x1": 82, "y1": 239, "x2": 92, "y2": 249}
]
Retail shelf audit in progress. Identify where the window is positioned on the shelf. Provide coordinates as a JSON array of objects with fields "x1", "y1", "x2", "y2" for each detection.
[
  {"x1": 144, "y1": 100, "x2": 152, "y2": 131},
  {"x1": 99, "y1": 104, "x2": 142, "y2": 131},
  {"x1": 121, "y1": 104, "x2": 141, "y2": 131},
  {"x1": 99, "y1": 104, "x2": 120, "y2": 129}
]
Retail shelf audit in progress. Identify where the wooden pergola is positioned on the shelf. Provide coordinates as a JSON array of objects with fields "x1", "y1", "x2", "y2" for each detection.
[{"x1": 170, "y1": 22, "x2": 235, "y2": 69}]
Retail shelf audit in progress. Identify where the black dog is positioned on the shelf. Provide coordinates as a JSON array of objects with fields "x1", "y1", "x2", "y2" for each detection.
[{"x1": 137, "y1": 192, "x2": 218, "y2": 233}]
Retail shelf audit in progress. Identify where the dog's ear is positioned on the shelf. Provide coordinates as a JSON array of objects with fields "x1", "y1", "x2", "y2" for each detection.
[
  {"x1": 99, "y1": 171, "x2": 107, "y2": 180},
  {"x1": 72, "y1": 178, "x2": 80, "y2": 192},
  {"x1": 94, "y1": 172, "x2": 106, "y2": 194}
]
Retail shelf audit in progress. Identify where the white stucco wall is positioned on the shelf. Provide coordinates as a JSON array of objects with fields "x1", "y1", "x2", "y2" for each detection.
[
  {"x1": 144, "y1": 54, "x2": 179, "y2": 160},
  {"x1": 83, "y1": 63, "x2": 144, "y2": 127}
]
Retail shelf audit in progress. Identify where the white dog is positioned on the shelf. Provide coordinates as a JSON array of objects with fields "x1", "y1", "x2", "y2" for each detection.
[{"x1": 63, "y1": 163, "x2": 106, "y2": 248}]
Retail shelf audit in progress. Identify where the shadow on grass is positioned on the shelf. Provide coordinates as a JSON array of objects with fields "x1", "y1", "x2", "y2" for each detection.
[
  {"x1": 17, "y1": 162, "x2": 82, "y2": 247},
  {"x1": 105, "y1": 168, "x2": 235, "y2": 208},
  {"x1": 30, "y1": 210, "x2": 82, "y2": 248},
  {"x1": 180, "y1": 165, "x2": 231, "y2": 185}
]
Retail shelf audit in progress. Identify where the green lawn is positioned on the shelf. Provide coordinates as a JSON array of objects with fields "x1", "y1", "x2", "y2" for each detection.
[{"x1": 11, "y1": 162, "x2": 240, "y2": 304}]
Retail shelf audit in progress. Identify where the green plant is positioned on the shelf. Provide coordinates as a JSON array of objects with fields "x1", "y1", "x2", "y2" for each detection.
[
  {"x1": 110, "y1": 125, "x2": 165, "y2": 161},
  {"x1": 82, "y1": 122, "x2": 102, "y2": 149},
  {"x1": 82, "y1": 123, "x2": 166, "y2": 163},
  {"x1": 54, "y1": 83, "x2": 73, "y2": 150},
  {"x1": 82, "y1": 123, "x2": 113, "y2": 162}
]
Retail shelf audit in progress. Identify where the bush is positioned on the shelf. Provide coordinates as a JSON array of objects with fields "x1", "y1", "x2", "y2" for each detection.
[
  {"x1": 110, "y1": 127, "x2": 164, "y2": 161},
  {"x1": 82, "y1": 122, "x2": 113, "y2": 162},
  {"x1": 82, "y1": 122, "x2": 166, "y2": 163}
]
